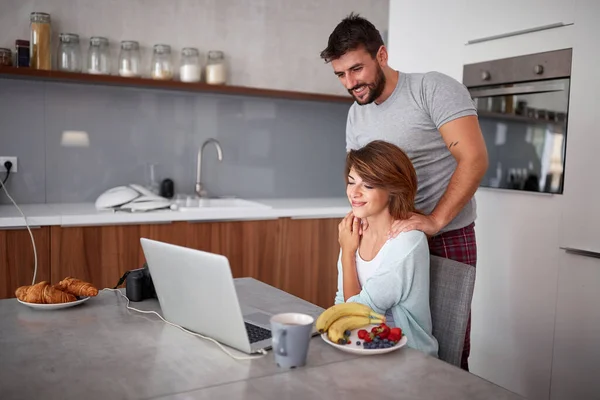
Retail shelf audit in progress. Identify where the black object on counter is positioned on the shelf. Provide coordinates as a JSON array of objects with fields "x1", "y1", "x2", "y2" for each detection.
[
  {"x1": 125, "y1": 264, "x2": 157, "y2": 302},
  {"x1": 160, "y1": 178, "x2": 174, "y2": 199}
]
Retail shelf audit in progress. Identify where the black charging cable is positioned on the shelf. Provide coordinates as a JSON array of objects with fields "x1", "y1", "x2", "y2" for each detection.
[
  {"x1": 2, "y1": 161, "x2": 12, "y2": 185},
  {"x1": 113, "y1": 270, "x2": 131, "y2": 289}
]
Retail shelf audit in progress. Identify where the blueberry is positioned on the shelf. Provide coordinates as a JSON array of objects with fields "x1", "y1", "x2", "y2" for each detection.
[
  {"x1": 356, "y1": 341, "x2": 361, "y2": 346},
  {"x1": 374, "y1": 337, "x2": 380, "y2": 342},
  {"x1": 383, "y1": 339, "x2": 389, "y2": 343},
  {"x1": 344, "y1": 330, "x2": 351, "y2": 336}
]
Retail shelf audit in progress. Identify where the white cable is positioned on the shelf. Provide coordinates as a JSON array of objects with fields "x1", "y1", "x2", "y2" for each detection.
[
  {"x1": 0, "y1": 178, "x2": 38, "y2": 285},
  {"x1": 102, "y1": 288, "x2": 268, "y2": 361}
]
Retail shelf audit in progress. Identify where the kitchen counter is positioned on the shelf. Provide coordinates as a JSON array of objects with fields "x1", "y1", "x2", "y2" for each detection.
[
  {"x1": 0, "y1": 278, "x2": 524, "y2": 400},
  {"x1": 0, "y1": 198, "x2": 350, "y2": 228}
]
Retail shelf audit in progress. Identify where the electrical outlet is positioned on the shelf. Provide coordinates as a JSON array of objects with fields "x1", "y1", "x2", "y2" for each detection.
[{"x1": 0, "y1": 157, "x2": 18, "y2": 172}]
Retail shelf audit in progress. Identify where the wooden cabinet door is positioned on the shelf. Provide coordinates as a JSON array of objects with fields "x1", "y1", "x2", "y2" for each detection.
[
  {"x1": 50, "y1": 225, "x2": 142, "y2": 290},
  {"x1": 278, "y1": 217, "x2": 341, "y2": 308},
  {"x1": 0, "y1": 227, "x2": 51, "y2": 299},
  {"x1": 186, "y1": 219, "x2": 280, "y2": 287},
  {"x1": 138, "y1": 222, "x2": 191, "y2": 262}
]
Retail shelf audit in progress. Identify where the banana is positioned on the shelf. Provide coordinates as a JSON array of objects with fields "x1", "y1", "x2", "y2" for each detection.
[
  {"x1": 315, "y1": 302, "x2": 385, "y2": 333},
  {"x1": 327, "y1": 315, "x2": 385, "y2": 344}
]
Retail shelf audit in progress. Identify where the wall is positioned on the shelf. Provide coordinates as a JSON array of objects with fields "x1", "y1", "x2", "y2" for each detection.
[
  {"x1": 388, "y1": 1, "x2": 597, "y2": 400},
  {"x1": 0, "y1": 0, "x2": 389, "y2": 95},
  {"x1": 0, "y1": 79, "x2": 351, "y2": 203},
  {"x1": 0, "y1": 0, "x2": 389, "y2": 204}
]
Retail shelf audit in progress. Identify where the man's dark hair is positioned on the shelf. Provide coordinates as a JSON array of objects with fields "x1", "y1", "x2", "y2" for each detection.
[{"x1": 320, "y1": 13, "x2": 384, "y2": 63}]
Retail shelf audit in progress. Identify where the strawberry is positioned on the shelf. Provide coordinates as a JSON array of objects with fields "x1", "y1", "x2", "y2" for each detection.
[
  {"x1": 377, "y1": 325, "x2": 390, "y2": 339},
  {"x1": 388, "y1": 333, "x2": 400, "y2": 342},
  {"x1": 363, "y1": 333, "x2": 374, "y2": 343},
  {"x1": 357, "y1": 329, "x2": 368, "y2": 339},
  {"x1": 390, "y1": 327, "x2": 402, "y2": 337}
]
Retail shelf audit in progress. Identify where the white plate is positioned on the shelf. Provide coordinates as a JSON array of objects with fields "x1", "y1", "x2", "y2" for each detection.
[
  {"x1": 17, "y1": 296, "x2": 91, "y2": 310},
  {"x1": 321, "y1": 325, "x2": 408, "y2": 355}
]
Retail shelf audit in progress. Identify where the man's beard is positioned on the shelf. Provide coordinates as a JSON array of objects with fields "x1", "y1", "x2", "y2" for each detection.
[{"x1": 348, "y1": 66, "x2": 386, "y2": 105}]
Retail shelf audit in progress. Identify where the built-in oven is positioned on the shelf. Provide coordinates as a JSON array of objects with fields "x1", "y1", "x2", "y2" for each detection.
[{"x1": 463, "y1": 48, "x2": 572, "y2": 194}]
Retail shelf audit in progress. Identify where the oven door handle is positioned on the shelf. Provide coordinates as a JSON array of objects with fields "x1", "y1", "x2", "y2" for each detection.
[{"x1": 469, "y1": 83, "x2": 566, "y2": 98}]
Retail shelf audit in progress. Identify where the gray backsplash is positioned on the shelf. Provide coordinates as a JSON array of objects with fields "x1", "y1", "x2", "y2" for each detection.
[{"x1": 0, "y1": 79, "x2": 350, "y2": 204}]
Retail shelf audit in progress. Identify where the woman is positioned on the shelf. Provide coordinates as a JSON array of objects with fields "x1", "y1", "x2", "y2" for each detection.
[{"x1": 334, "y1": 140, "x2": 439, "y2": 357}]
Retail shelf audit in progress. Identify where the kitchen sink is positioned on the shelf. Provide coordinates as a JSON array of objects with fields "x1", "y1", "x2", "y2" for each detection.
[{"x1": 173, "y1": 197, "x2": 271, "y2": 212}]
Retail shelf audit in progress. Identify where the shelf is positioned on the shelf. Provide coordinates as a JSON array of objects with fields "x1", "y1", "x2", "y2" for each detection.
[
  {"x1": 477, "y1": 110, "x2": 565, "y2": 125},
  {"x1": 0, "y1": 66, "x2": 354, "y2": 104}
]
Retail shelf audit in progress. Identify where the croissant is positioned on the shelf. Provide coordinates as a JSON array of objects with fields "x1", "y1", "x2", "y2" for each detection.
[
  {"x1": 55, "y1": 277, "x2": 98, "y2": 297},
  {"x1": 15, "y1": 281, "x2": 77, "y2": 304}
]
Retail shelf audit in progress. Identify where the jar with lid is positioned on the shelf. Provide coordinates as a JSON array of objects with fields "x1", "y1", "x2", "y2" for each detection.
[
  {"x1": 87, "y1": 36, "x2": 110, "y2": 75},
  {"x1": 118, "y1": 40, "x2": 141, "y2": 77},
  {"x1": 15, "y1": 40, "x2": 30, "y2": 67},
  {"x1": 205, "y1": 50, "x2": 227, "y2": 85},
  {"x1": 151, "y1": 44, "x2": 173, "y2": 80},
  {"x1": 57, "y1": 33, "x2": 82, "y2": 72},
  {"x1": 179, "y1": 47, "x2": 201, "y2": 82},
  {"x1": 0, "y1": 48, "x2": 12, "y2": 67},
  {"x1": 30, "y1": 12, "x2": 51, "y2": 70}
]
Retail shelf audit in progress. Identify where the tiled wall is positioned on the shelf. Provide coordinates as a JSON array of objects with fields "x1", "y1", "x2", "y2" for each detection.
[
  {"x1": 0, "y1": 0, "x2": 389, "y2": 204},
  {"x1": 0, "y1": 79, "x2": 351, "y2": 203}
]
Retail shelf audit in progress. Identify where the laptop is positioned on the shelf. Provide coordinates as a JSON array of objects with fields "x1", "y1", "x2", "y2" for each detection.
[{"x1": 139, "y1": 238, "x2": 322, "y2": 354}]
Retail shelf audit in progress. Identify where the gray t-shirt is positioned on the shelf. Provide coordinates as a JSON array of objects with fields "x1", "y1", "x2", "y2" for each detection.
[{"x1": 346, "y1": 71, "x2": 478, "y2": 233}]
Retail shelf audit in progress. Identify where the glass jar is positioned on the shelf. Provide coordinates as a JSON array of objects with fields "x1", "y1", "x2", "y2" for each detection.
[
  {"x1": 205, "y1": 50, "x2": 227, "y2": 85},
  {"x1": 30, "y1": 12, "x2": 51, "y2": 70},
  {"x1": 57, "y1": 33, "x2": 81, "y2": 72},
  {"x1": 151, "y1": 44, "x2": 173, "y2": 80},
  {"x1": 179, "y1": 47, "x2": 200, "y2": 82},
  {"x1": 118, "y1": 40, "x2": 140, "y2": 78},
  {"x1": 87, "y1": 36, "x2": 110, "y2": 75},
  {"x1": 0, "y1": 48, "x2": 12, "y2": 67},
  {"x1": 15, "y1": 40, "x2": 30, "y2": 67}
]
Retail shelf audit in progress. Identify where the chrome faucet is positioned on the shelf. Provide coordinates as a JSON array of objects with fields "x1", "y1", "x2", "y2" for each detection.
[{"x1": 195, "y1": 138, "x2": 223, "y2": 198}]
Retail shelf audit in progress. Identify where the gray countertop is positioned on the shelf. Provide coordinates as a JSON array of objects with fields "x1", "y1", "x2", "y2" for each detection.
[{"x1": 0, "y1": 278, "x2": 523, "y2": 400}]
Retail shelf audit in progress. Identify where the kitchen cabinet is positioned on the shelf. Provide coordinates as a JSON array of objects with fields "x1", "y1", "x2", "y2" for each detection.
[
  {"x1": 50, "y1": 224, "x2": 144, "y2": 290},
  {"x1": 190, "y1": 220, "x2": 281, "y2": 288},
  {"x1": 464, "y1": 0, "x2": 574, "y2": 44},
  {"x1": 0, "y1": 227, "x2": 51, "y2": 299},
  {"x1": 45, "y1": 217, "x2": 340, "y2": 308},
  {"x1": 550, "y1": 252, "x2": 600, "y2": 400},
  {"x1": 277, "y1": 217, "x2": 340, "y2": 309},
  {"x1": 559, "y1": 0, "x2": 600, "y2": 253}
]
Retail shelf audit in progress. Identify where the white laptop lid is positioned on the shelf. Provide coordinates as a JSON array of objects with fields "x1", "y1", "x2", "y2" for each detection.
[{"x1": 139, "y1": 238, "x2": 253, "y2": 354}]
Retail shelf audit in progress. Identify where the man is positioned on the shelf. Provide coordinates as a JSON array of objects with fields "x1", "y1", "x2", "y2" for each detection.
[{"x1": 320, "y1": 13, "x2": 488, "y2": 371}]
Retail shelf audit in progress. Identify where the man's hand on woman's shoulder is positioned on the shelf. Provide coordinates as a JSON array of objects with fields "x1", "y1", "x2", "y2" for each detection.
[{"x1": 388, "y1": 213, "x2": 443, "y2": 238}]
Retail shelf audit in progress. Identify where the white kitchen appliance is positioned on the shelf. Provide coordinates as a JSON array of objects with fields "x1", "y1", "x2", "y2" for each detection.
[{"x1": 95, "y1": 184, "x2": 172, "y2": 212}]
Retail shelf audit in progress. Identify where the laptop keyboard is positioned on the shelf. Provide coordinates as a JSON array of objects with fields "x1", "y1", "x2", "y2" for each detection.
[{"x1": 245, "y1": 322, "x2": 272, "y2": 344}]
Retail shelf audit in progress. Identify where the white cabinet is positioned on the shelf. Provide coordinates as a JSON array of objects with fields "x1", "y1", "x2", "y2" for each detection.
[
  {"x1": 464, "y1": 0, "x2": 575, "y2": 44},
  {"x1": 550, "y1": 252, "x2": 600, "y2": 400},
  {"x1": 559, "y1": 0, "x2": 600, "y2": 253}
]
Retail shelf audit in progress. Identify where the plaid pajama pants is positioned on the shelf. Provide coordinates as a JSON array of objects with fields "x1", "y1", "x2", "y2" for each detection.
[{"x1": 428, "y1": 222, "x2": 477, "y2": 371}]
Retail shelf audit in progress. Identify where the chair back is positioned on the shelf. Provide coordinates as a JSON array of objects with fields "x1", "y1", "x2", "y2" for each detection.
[{"x1": 429, "y1": 255, "x2": 476, "y2": 367}]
